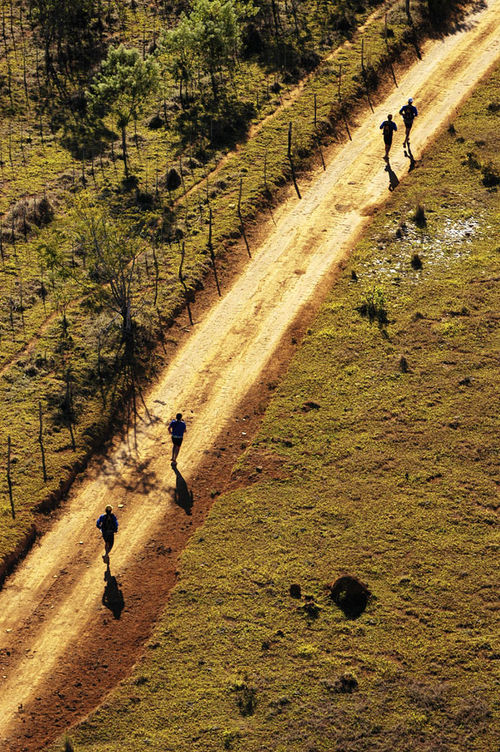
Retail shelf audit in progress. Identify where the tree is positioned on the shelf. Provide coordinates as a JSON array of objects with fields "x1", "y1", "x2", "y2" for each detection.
[
  {"x1": 162, "y1": 0, "x2": 245, "y2": 102},
  {"x1": 89, "y1": 45, "x2": 159, "y2": 177}
]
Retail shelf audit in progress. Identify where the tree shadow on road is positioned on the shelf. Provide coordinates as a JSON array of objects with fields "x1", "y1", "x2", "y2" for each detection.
[
  {"x1": 385, "y1": 160, "x2": 399, "y2": 191},
  {"x1": 171, "y1": 465, "x2": 194, "y2": 515},
  {"x1": 102, "y1": 563, "x2": 125, "y2": 619}
]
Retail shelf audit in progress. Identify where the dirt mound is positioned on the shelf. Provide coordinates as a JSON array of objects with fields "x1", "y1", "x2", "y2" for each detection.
[{"x1": 329, "y1": 575, "x2": 371, "y2": 618}]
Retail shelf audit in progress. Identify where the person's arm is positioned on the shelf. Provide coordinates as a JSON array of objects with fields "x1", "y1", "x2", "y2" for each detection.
[
  {"x1": 393, "y1": 122, "x2": 397, "y2": 131},
  {"x1": 399, "y1": 106, "x2": 404, "y2": 115},
  {"x1": 380, "y1": 122, "x2": 384, "y2": 130},
  {"x1": 413, "y1": 106, "x2": 418, "y2": 117},
  {"x1": 96, "y1": 515, "x2": 102, "y2": 529},
  {"x1": 168, "y1": 421, "x2": 173, "y2": 435},
  {"x1": 114, "y1": 515, "x2": 119, "y2": 533}
]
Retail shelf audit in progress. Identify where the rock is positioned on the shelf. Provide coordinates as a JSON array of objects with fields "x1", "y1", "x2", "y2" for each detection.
[
  {"x1": 459, "y1": 377, "x2": 471, "y2": 386},
  {"x1": 329, "y1": 575, "x2": 371, "y2": 619},
  {"x1": 399, "y1": 355, "x2": 409, "y2": 373},
  {"x1": 289, "y1": 583, "x2": 301, "y2": 599},
  {"x1": 148, "y1": 114, "x2": 164, "y2": 129},
  {"x1": 166, "y1": 168, "x2": 181, "y2": 191}
]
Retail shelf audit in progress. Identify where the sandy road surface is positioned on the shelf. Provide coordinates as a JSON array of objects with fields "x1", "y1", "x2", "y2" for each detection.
[{"x1": 1, "y1": 2, "x2": 499, "y2": 748}]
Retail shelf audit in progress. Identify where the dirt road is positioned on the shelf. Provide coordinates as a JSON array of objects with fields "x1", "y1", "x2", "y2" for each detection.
[{"x1": 1, "y1": 2, "x2": 499, "y2": 749}]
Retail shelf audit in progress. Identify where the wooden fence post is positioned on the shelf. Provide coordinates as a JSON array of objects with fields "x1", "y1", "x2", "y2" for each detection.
[
  {"x1": 179, "y1": 242, "x2": 194, "y2": 326},
  {"x1": 385, "y1": 12, "x2": 398, "y2": 87},
  {"x1": 208, "y1": 208, "x2": 221, "y2": 296},
  {"x1": 38, "y1": 401, "x2": 48, "y2": 482},
  {"x1": 65, "y1": 370, "x2": 76, "y2": 451},
  {"x1": 314, "y1": 93, "x2": 326, "y2": 171},
  {"x1": 238, "y1": 179, "x2": 251, "y2": 258},
  {"x1": 288, "y1": 122, "x2": 301, "y2": 199},
  {"x1": 338, "y1": 64, "x2": 352, "y2": 141},
  {"x1": 7, "y1": 436, "x2": 14, "y2": 519}
]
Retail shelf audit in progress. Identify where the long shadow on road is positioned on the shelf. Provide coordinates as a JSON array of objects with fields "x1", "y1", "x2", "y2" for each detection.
[
  {"x1": 102, "y1": 564, "x2": 125, "y2": 620},
  {"x1": 172, "y1": 465, "x2": 194, "y2": 515}
]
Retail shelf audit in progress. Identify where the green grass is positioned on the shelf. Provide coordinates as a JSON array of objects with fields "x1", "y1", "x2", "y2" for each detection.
[
  {"x1": 0, "y1": 0, "x2": 444, "y2": 576},
  {"x1": 56, "y1": 63, "x2": 500, "y2": 752}
]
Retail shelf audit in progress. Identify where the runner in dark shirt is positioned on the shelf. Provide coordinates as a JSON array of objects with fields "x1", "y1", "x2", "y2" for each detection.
[
  {"x1": 399, "y1": 98, "x2": 418, "y2": 147},
  {"x1": 168, "y1": 412, "x2": 187, "y2": 465},
  {"x1": 96, "y1": 505, "x2": 118, "y2": 563},
  {"x1": 380, "y1": 114, "x2": 397, "y2": 161}
]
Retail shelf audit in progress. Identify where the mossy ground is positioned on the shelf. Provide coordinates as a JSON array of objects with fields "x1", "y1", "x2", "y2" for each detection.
[
  {"x1": 56, "y1": 59, "x2": 500, "y2": 752},
  {"x1": 0, "y1": 0, "x2": 436, "y2": 573}
]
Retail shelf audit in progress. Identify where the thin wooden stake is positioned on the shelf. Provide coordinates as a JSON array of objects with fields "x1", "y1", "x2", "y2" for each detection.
[
  {"x1": 238, "y1": 179, "x2": 251, "y2": 258},
  {"x1": 7, "y1": 436, "x2": 14, "y2": 519},
  {"x1": 314, "y1": 93, "x2": 326, "y2": 171},
  {"x1": 208, "y1": 208, "x2": 221, "y2": 296},
  {"x1": 385, "y1": 12, "x2": 398, "y2": 87},
  {"x1": 288, "y1": 122, "x2": 301, "y2": 199},
  {"x1": 38, "y1": 401, "x2": 47, "y2": 482},
  {"x1": 179, "y1": 242, "x2": 194, "y2": 326},
  {"x1": 65, "y1": 370, "x2": 76, "y2": 451}
]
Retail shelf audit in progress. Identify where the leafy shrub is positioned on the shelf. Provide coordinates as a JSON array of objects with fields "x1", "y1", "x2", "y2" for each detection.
[
  {"x1": 481, "y1": 163, "x2": 500, "y2": 188},
  {"x1": 357, "y1": 287, "x2": 388, "y2": 325}
]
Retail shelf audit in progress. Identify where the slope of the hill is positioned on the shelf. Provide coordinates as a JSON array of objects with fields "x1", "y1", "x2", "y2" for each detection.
[{"x1": 58, "y1": 62, "x2": 500, "y2": 752}]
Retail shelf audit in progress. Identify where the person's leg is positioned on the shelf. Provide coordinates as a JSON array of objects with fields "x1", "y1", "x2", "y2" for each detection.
[
  {"x1": 103, "y1": 534, "x2": 114, "y2": 562},
  {"x1": 172, "y1": 440, "x2": 181, "y2": 463}
]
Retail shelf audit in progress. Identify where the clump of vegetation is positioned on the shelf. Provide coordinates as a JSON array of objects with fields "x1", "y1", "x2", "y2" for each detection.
[
  {"x1": 412, "y1": 203, "x2": 427, "y2": 227},
  {"x1": 357, "y1": 286, "x2": 388, "y2": 325}
]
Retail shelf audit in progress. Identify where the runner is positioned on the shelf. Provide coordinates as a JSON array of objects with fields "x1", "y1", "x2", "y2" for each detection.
[
  {"x1": 96, "y1": 505, "x2": 118, "y2": 563},
  {"x1": 168, "y1": 412, "x2": 187, "y2": 466},
  {"x1": 399, "y1": 97, "x2": 418, "y2": 147},
  {"x1": 380, "y1": 114, "x2": 397, "y2": 161}
]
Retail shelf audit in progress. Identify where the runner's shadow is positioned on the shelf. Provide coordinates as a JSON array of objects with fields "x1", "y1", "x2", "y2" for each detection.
[
  {"x1": 102, "y1": 564, "x2": 125, "y2": 620},
  {"x1": 385, "y1": 161, "x2": 399, "y2": 191},
  {"x1": 405, "y1": 146, "x2": 416, "y2": 172},
  {"x1": 172, "y1": 465, "x2": 194, "y2": 515}
]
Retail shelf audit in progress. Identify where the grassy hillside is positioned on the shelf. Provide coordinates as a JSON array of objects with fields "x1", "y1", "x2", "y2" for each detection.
[
  {"x1": 57, "y1": 63, "x2": 500, "y2": 752},
  {"x1": 0, "y1": 0, "x2": 452, "y2": 577}
]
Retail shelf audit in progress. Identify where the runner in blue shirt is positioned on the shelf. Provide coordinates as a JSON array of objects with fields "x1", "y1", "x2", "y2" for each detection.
[
  {"x1": 168, "y1": 412, "x2": 187, "y2": 465},
  {"x1": 380, "y1": 114, "x2": 397, "y2": 161},
  {"x1": 96, "y1": 505, "x2": 118, "y2": 563},
  {"x1": 399, "y1": 98, "x2": 418, "y2": 147}
]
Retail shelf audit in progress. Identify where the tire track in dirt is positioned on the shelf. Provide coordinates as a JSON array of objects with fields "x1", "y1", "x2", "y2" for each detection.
[{"x1": 0, "y1": 2, "x2": 499, "y2": 749}]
